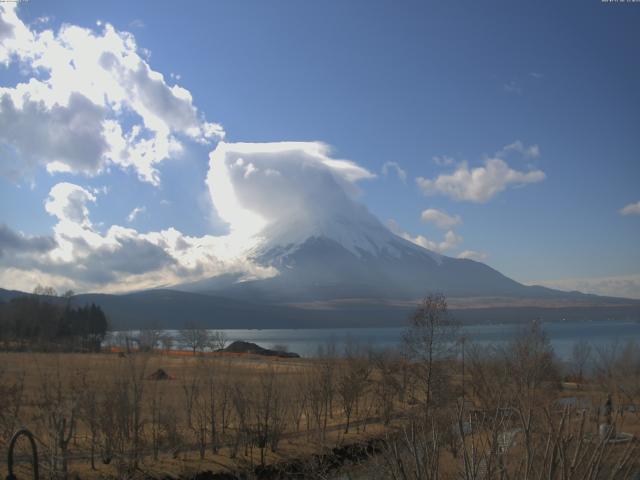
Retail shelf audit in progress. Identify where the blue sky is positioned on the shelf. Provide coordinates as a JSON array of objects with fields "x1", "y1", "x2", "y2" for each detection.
[{"x1": 0, "y1": 0, "x2": 638, "y2": 296}]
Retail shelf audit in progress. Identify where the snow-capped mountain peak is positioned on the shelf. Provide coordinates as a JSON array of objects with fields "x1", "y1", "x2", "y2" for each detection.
[{"x1": 246, "y1": 200, "x2": 443, "y2": 266}]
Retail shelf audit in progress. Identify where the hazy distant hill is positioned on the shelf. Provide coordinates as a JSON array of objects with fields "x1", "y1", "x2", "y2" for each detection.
[{"x1": 2, "y1": 287, "x2": 639, "y2": 330}]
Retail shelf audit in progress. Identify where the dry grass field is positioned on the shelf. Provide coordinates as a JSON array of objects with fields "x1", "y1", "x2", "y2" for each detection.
[
  {"x1": 2, "y1": 348, "x2": 640, "y2": 479},
  {"x1": 0, "y1": 350, "x2": 410, "y2": 479},
  {"x1": 3, "y1": 308, "x2": 640, "y2": 479}
]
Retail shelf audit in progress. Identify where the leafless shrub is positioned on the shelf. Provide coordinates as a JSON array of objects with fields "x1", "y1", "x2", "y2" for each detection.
[
  {"x1": 337, "y1": 344, "x2": 372, "y2": 433},
  {"x1": 34, "y1": 357, "x2": 81, "y2": 479},
  {"x1": 570, "y1": 340, "x2": 593, "y2": 382},
  {"x1": 0, "y1": 361, "x2": 25, "y2": 445},
  {"x1": 136, "y1": 327, "x2": 162, "y2": 352},
  {"x1": 179, "y1": 322, "x2": 210, "y2": 354}
]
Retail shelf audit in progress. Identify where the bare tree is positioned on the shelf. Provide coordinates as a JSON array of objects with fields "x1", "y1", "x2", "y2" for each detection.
[
  {"x1": 184, "y1": 359, "x2": 215, "y2": 460},
  {"x1": 216, "y1": 358, "x2": 234, "y2": 437},
  {"x1": 33, "y1": 284, "x2": 58, "y2": 297},
  {"x1": 209, "y1": 330, "x2": 229, "y2": 351},
  {"x1": 289, "y1": 374, "x2": 309, "y2": 433},
  {"x1": 252, "y1": 367, "x2": 288, "y2": 464},
  {"x1": 337, "y1": 344, "x2": 372, "y2": 433},
  {"x1": 179, "y1": 322, "x2": 210, "y2": 354},
  {"x1": 35, "y1": 358, "x2": 81, "y2": 479},
  {"x1": 105, "y1": 353, "x2": 149, "y2": 475},
  {"x1": 148, "y1": 374, "x2": 166, "y2": 461},
  {"x1": 98, "y1": 380, "x2": 117, "y2": 466},
  {"x1": 230, "y1": 379, "x2": 252, "y2": 459},
  {"x1": 378, "y1": 419, "x2": 442, "y2": 480},
  {"x1": 404, "y1": 293, "x2": 459, "y2": 417},
  {"x1": 159, "y1": 408, "x2": 182, "y2": 459},
  {"x1": 205, "y1": 359, "x2": 220, "y2": 454},
  {"x1": 304, "y1": 368, "x2": 326, "y2": 442},
  {"x1": 181, "y1": 359, "x2": 201, "y2": 431},
  {"x1": 316, "y1": 340, "x2": 337, "y2": 438},
  {"x1": 127, "y1": 354, "x2": 148, "y2": 470},
  {"x1": 159, "y1": 333, "x2": 174, "y2": 353},
  {"x1": 137, "y1": 325, "x2": 162, "y2": 352},
  {"x1": 372, "y1": 350, "x2": 401, "y2": 426},
  {"x1": 570, "y1": 339, "x2": 593, "y2": 382},
  {"x1": 466, "y1": 343, "x2": 510, "y2": 412},
  {"x1": 501, "y1": 321, "x2": 560, "y2": 477},
  {"x1": 79, "y1": 374, "x2": 100, "y2": 470}
]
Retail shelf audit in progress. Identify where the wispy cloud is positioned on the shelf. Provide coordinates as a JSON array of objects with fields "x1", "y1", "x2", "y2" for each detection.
[
  {"x1": 620, "y1": 201, "x2": 640, "y2": 216},
  {"x1": 504, "y1": 80, "x2": 523, "y2": 94},
  {"x1": 381, "y1": 161, "x2": 407, "y2": 182},
  {"x1": 497, "y1": 140, "x2": 540, "y2": 159},
  {"x1": 127, "y1": 206, "x2": 146, "y2": 223},
  {"x1": 31, "y1": 16, "x2": 52, "y2": 26},
  {"x1": 529, "y1": 274, "x2": 640, "y2": 300},
  {"x1": 128, "y1": 19, "x2": 145, "y2": 29},
  {"x1": 457, "y1": 250, "x2": 488, "y2": 261},
  {"x1": 432, "y1": 155, "x2": 455, "y2": 167}
]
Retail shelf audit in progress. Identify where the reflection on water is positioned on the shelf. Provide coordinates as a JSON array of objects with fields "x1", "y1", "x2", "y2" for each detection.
[{"x1": 111, "y1": 320, "x2": 640, "y2": 360}]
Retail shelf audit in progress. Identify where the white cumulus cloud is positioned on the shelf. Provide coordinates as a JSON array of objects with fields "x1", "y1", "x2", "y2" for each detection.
[
  {"x1": 417, "y1": 158, "x2": 545, "y2": 203},
  {"x1": 420, "y1": 208, "x2": 461, "y2": 229},
  {"x1": 387, "y1": 219, "x2": 462, "y2": 254},
  {"x1": 45, "y1": 182, "x2": 96, "y2": 227},
  {"x1": 0, "y1": 4, "x2": 223, "y2": 184},
  {"x1": 1, "y1": 181, "x2": 276, "y2": 293}
]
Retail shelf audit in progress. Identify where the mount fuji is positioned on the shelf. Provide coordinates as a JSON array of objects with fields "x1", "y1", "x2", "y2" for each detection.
[
  {"x1": 4, "y1": 142, "x2": 636, "y2": 330},
  {"x1": 176, "y1": 161, "x2": 591, "y2": 308},
  {"x1": 178, "y1": 204, "x2": 534, "y2": 303},
  {"x1": 155, "y1": 199, "x2": 640, "y2": 329},
  {"x1": 165, "y1": 141, "x2": 639, "y2": 316}
]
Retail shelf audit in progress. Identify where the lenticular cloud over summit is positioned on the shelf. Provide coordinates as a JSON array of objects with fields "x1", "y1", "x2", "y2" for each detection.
[{"x1": 207, "y1": 141, "x2": 376, "y2": 240}]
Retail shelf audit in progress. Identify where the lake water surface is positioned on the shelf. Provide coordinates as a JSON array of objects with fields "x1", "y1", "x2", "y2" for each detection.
[{"x1": 120, "y1": 319, "x2": 640, "y2": 360}]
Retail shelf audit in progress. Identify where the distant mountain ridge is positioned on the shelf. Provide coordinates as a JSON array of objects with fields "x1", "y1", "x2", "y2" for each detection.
[{"x1": 2, "y1": 286, "x2": 638, "y2": 331}]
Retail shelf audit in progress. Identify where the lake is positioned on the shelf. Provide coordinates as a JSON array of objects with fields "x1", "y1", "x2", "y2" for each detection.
[{"x1": 114, "y1": 319, "x2": 640, "y2": 360}]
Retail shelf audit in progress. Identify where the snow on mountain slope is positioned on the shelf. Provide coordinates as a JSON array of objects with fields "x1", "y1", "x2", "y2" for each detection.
[
  {"x1": 176, "y1": 141, "x2": 574, "y2": 303},
  {"x1": 181, "y1": 199, "x2": 538, "y2": 303},
  {"x1": 246, "y1": 196, "x2": 443, "y2": 265}
]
